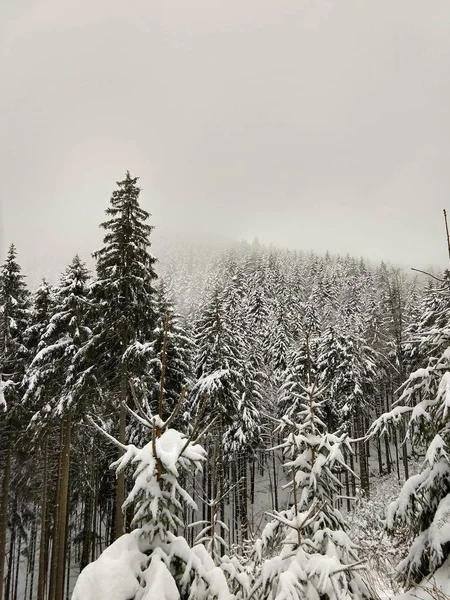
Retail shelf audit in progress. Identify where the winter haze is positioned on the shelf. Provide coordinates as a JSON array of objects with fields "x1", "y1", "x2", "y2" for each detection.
[{"x1": 2, "y1": 0, "x2": 450, "y2": 281}]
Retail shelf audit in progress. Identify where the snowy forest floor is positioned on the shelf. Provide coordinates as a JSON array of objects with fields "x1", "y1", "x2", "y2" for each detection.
[
  {"x1": 347, "y1": 461, "x2": 421, "y2": 599},
  {"x1": 14, "y1": 455, "x2": 416, "y2": 600}
]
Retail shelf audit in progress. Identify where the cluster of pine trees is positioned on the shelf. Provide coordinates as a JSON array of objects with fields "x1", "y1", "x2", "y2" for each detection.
[{"x1": 2, "y1": 172, "x2": 450, "y2": 599}]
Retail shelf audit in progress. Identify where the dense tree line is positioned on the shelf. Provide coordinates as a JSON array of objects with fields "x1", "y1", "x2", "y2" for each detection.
[{"x1": 1, "y1": 172, "x2": 450, "y2": 599}]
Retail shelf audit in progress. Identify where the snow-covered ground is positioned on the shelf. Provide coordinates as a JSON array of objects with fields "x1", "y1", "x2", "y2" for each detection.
[{"x1": 348, "y1": 463, "x2": 420, "y2": 599}]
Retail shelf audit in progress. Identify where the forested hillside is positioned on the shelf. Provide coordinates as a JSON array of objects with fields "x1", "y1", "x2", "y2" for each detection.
[{"x1": 2, "y1": 173, "x2": 450, "y2": 599}]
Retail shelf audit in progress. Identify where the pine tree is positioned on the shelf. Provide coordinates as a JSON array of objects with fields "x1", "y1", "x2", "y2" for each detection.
[
  {"x1": 279, "y1": 337, "x2": 318, "y2": 421},
  {"x1": 24, "y1": 256, "x2": 92, "y2": 420},
  {"x1": 252, "y1": 384, "x2": 373, "y2": 600},
  {"x1": 0, "y1": 243, "x2": 30, "y2": 407},
  {"x1": 0, "y1": 244, "x2": 30, "y2": 600},
  {"x1": 193, "y1": 285, "x2": 242, "y2": 424},
  {"x1": 317, "y1": 312, "x2": 377, "y2": 496},
  {"x1": 369, "y1": 273, "x2": 450, "y2": 587},
  {"x1": 21, "y1": 278, "x2": 55, "y2": 600},
  {"x1": 25, "y1": 279, "x2": 54, "y2": 355},
  {"x1": 90, "y1": 171, "x2": 158, "y2": 539},
  {"x1": 24, "y1": 255, "x2": 92, "y2": 600},
  {"x1": 73, "y1": 393, "x2": 236, "y2": 600},
  {"x1": 124, "y1": 280, "x2": 195, "y2": 428},
  {"x1": 150, "y1": 281, "x2": 194, "y2": 414}
]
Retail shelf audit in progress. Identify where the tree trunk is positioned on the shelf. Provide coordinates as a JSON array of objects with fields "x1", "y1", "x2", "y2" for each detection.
[
  {"x1": 38, "y1": 436, "x2": 49, "y2": 600},
  {"x1": 12, "y1": 529, "x2": 21, "y2": 600},
  {"x1": 344, "y1": 447, "x2": 351, "y2": 512},
  {"x1": 49, "y1": 425, "x2": 65, "y2": 600},
  {"x1": 400, "y1": 421, "x2": 409, "y2": 481},
  {"x1": 55, "y1": 413, "x2": 71, "y2": 600},
  {"x1": 356, "y1": 412, "x2": 370, "y2": 497},
  {"x1": 114, "y1": 375, "x2": 127, "y2": 540},
  {"x1": 81, "y1": 444, "x2": 96, "y2": 570},
  {"x1": 0, "y1": 439, "x2": 11, "y2": 600},
  {"x1": 28, "y1": 510, "x2": 37, "y2": 600},
  {"x1": 271, "y1": 435, "x2": 279, "y2": 512},
  {"x1": 239, "y1": 456, "x2": 248, "y2": 542},
  {"x1": 5, "y1": 511, "x2": 15, "y2": 600}
]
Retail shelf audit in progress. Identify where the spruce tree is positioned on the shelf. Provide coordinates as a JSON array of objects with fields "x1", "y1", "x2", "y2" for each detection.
[
  {"x1": 0, "y1": 244, "x2": 30, "y2": 600},
  {"x1": 369, "y1": 272, "x2": 450, "y2": 588},
  {"x1": 124, "y1": 279, "x2": 195, "y2": 428},
  {"x1": 0, "y1": 243, "x2": 30, "y2": 407},
  {"x1": 252, "y1": 384, "x2": 373, "y2": 600},
  {"x1": 24, "y1": 255, "x2": 92, "y2": 600},
  {"x1": 73, "y1": 391, "x2": 236, "y2": 600},
  {"x1": 25, "y1": 279, "x2": 54, "y2": 355},
  {"x1": 90, "y1": 171, "x2": 158, "y2": 539},
  {"x1": 193, "y1": 285, "x2": 242, "y2": 423},
  {"x1": 317, "y1": 309, "x2": 377, "y2": 496}
]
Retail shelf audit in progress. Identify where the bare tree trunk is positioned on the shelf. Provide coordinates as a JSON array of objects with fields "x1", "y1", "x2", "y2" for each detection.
[
  {"x1": 55, "y1": 413, "x2": 71, "y2": 600},
  {"x1": 5, "y1": 498, "x2": 16, "y2": 600},
  {"x1": 271, "y1": 435, "x2": 279, "y2": 512},
  {"x1": 12, "y1": 529, "x2": 21, "y2": 600},
  {"x1": 209, "y1": 440, "x2": 218, "y2": 563},
  {"x1": 250, "y1": 458, "x2": 255, "y2": 504},
  {"x1": 49, "y1": 425, "x2": 65, "y2": 600},
  {"x1": 343, "y1": 447, "x2": 351, "y2": 512},
  {"x1": 27, "y1": 511, "x2": 37, "y2": 600},
  {"x1": 38, "y1": 436, "x2": 49, "y2": 600},
  {"x1": 400, "y1": 421, "x2": 409, "y2": 481},
  {"x1": 114, "y1": 377, "x2": 127, "y2": 540},
  {"x1": 239, "y1": 456, "x2": 248, "y2": 542},
  {"x1": 65, "y1": 522, "x2": 71, "y2": 600},
  {"x1": 358, "y1": 439, "x2": 370, "y2": 498},
  {"x1": 375, "y1": 390, "x2": 383, "y2": 475},
  {"x1": 91, "y1": 463, "x2": 99, "y2": 563},
  {"x1": 393, "y1": 427, "x2": 401, "y2": 482},
  {"x1": 348, "y1": 449, "x2": 356, "y2": 497},
  {"x1": 81, "y1": 444, "x2": 95, "y2": 570},
  {"x1": 354, "y1": 413, "x2": 369, "y2": 497},
  {"x1": 0, "y1": 439, "x2": 11, "y2": 600},
  {"x1": 232, "y1": 462, "x2": 238, "y2": 547},
  {"x1": 202, "y1": 460, "x2": 208, "y2": 523},
  {"x1": 376, "y1": 434, "x2": 383, "y2": 476}
]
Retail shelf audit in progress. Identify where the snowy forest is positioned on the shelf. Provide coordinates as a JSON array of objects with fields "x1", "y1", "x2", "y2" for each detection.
[{"x1": 2, "y1": 172, "x2": 450, "y2": 600}]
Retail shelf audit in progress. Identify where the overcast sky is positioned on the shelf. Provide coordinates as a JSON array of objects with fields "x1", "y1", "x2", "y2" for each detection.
[{"x1": 2, "y1": 0, "x2": 450, "y2": 285}]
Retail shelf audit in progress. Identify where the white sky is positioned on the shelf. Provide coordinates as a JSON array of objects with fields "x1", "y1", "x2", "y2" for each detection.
[{"x1": 2, "y1": 0, "x2": 450, "y2": 285}]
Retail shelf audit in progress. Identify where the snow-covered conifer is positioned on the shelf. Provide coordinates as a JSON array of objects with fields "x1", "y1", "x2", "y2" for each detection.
[
  {"x1": 0, "y1": 244, "x2": 30, "y2": 600},
  {"x1": 24, "y1": 255, "x2": 92, "y2": 420},
  {"x1": 124, "y1": 280, "x2": 195, "y2": 424},
  {"x1": 369, "y1": 295, "x2": 450, "y2": 586},
  {"x1": 74, "y1": 394, "x2": 236, "y2": 600},
  {"x1": 21, "y1": 255, "x2": 93, "y2": 600},
  {"x1": 0, "y1": 243, "x2": 30, "y2": 407},
  {"x1": 89, "y1": 171, "x2": 158, "y2": 537},
  {"x1": 252, "y1": 383, "x2": 373, "y2": 600}
]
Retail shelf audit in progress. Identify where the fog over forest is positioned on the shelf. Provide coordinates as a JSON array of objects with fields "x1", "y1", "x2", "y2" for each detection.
[
  {"x1": 3, "y1": 3, "x2": 450, "y2": 600},
  {"x1": 3, "y1": 0, "x2": 450, "y2": 281}
]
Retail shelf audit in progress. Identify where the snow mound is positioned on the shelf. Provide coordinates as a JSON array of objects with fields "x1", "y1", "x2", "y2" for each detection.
[{"x1": 72, "y1": 530, "x2": 148, "y2": 600}]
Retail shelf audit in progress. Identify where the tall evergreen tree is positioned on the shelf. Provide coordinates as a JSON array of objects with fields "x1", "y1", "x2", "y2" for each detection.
[
  {"x1": 0, "y1": 244, "x2": 30, "y2": 600},
  {"x1": 253, "y1": 384, "x2": 374, "y2": 600},
  {"x1": 73, "y1": 400, "x2": 236, "y2": 600},
  {"x1": 24, "y1": 255, "x2": 92, "y2": 600},
  {"x1": 317, "y1": 317, "x2": 377, "y2": 495},
  {"x1": 25, "y1": 279, "x2": 54, "y2": 356},
  {"x1": 90, "y1": 171, "x2": 158, "y2": 539},
  {"x1": 0, "y1": 244, "x2": 30, "y2": 406},
  {"x1": 369, "y1": 272, "x2": 450, "y2": 588},
  {"x1": 124, "y1": 279, "x2": 195, "y2": 426}
]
